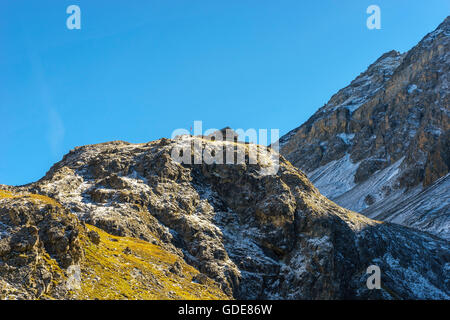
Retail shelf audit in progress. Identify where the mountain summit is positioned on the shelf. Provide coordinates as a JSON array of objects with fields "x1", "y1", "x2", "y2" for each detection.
[
  {"x1": 279, "y1": 16, "x2": 450, "y2": 240},
  {"x1": 1, "y1": 17, "x2": 449, "y2": 301},
  {"x1": 1, "y1": 135, "x2": 448, "y2": 299}
]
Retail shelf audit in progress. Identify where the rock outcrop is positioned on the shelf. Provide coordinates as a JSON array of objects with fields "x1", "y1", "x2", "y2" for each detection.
[
  {"x1": 1, "y1": 18, "x2": 449, "y2": 300},
  {"x1": 279, "y1": 16, "x2": 450, "y2": 239},
  {"x1": 0, "y1": 190, "x2": 84, "y2": 299},
  {"x1": 1, "y1": 135, "x2": 447, "y2": 299},
  {"x1": 0, "y1": 188, "x2": 228, "y2": 300}
]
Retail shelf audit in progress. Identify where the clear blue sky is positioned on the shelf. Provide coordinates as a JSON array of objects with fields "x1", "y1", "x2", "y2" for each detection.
[{"x1": 1, "y1": 1, "x2": 449, "y2": 185}]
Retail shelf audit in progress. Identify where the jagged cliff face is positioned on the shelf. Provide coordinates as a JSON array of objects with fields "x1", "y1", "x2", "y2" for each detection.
[
  {"x1": 279, "y1": 17, "x2": 450, "y2": 239},
  {"x1": 1, "y1": 136, "x2": 448, "y2": 299}
]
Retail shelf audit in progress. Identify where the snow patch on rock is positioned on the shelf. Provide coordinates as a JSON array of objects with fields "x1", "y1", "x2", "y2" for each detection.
[{"x1": 307, "y1": 154, "x2": 359, "y2": 199}]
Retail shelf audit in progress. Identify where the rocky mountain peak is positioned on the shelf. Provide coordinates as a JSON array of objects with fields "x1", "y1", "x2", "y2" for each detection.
[
  {"x1": 1, "y1": 16, "x2": 449, "y2": 302},
  {"x1": 279, "y1": 16, "x2": 449, "y2": 239},
  {"x1": 204, "y1": 127, "x2": 240, "y2": 142},
  {"x1": 1, "y1": 134, "x2": 448, "y2": 299}
]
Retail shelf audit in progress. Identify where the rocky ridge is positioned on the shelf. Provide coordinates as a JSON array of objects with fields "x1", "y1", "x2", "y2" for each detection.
[
  {"x1": 279, "y1": 16, "x2": 450, "y2": 239},
  {"x1": 1, "y1": 135, "x2": 448, "y2": 299}
]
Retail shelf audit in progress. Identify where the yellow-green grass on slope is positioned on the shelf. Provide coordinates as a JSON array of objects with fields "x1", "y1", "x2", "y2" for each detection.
[
  {"x1": 1, "y1": 189, "x2": 230, "y2": 300},
  {"x1": 76, "y1": 224, "x2": 231, "y2": 300},
  {"x1": 0, "y1": 190, "x2": 14, "y2": 198},
  {"x1": 0, "y1": 189, "x2": 61, "y2": 207}
]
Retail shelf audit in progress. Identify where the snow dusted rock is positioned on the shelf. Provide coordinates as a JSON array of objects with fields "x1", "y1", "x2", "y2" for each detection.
[
  {"x1": 4, "y1": 134, "x2": 447, "y2": 299},
  {"x1": 363, "y1": 173, "x2": 450, "y2": 241},
  {"x1": 1, "y1": 18, "x2": 449, "y2": 299},
  {"x1": 0, "y1": 187, "x2": 228, "y2": 300},
  {"x1": 279, "y1": 16, "x2": 450, "y2": 239}
]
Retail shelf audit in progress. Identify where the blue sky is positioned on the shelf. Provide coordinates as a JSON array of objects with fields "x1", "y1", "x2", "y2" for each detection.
[{"x1": 1, "y1": 1, "x2": 449, "y2": 185}]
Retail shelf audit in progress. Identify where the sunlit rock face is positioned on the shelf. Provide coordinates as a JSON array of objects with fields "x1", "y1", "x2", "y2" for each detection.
[
  {"x1": 279, "y1": 17, "x2": 450, "y2": 240},
  {"x1": 1, "y1": 17, "x2": 449, "y2": 301},
  {"x1": 1, "y1": 132, "x2": 446, "y2": 300}
]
